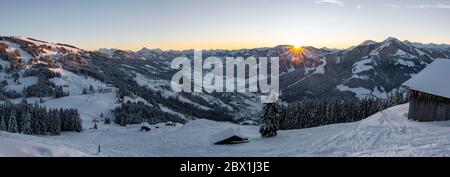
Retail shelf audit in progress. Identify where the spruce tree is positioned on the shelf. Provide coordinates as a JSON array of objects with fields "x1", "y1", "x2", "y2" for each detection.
[
  {"x1": 0, "y1": 116, "x2": 6, "y2": 131},
  {"x1": 51, "y1": 111, "x2": 61, "y2": 135},
  {"x1": 260, "y1": 103, "x2": 280, "y2": 138},
  {"x1": 21, "y1": 112, "x2": 32, "y2": 135},
  {"x1": 89, "y1": 85, "x2": 95, "y2": 94},
  {"x1": 7, "y1": 110, "x2": 18, "y2": 133},
  {"x1": 104, "y1": 118, "x2": 111, "y2": 124}
]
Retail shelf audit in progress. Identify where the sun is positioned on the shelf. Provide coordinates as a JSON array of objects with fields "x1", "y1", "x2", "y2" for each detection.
[
  {"x1": 288, "y1": 43, "x2": 306, "y2": 64},
  {"x1": 292, "y1": 42, "x2": 302, "y2": 49}
]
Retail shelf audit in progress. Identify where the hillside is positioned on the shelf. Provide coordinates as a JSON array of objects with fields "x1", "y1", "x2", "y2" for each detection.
[
  {"x1": 2, "y1": 36, "x2": 450, "y2": 124},
  {"x1": 1, "y1": 35, "x2": 450, "y2": 156},
  {"x1": 3, "y1": 104, "x2": 450, "y2": 157}
]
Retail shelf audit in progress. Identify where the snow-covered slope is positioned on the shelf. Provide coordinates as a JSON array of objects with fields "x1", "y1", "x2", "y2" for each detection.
[
  {"x1": 43, "y1": 92, "x2": 117, "y2": 124},
  {"x1": 3, "y1": 103, "x2": 450, "y2": 157},
  {"x1": 15, "y1": 36, "x2": 81, "y2": 54},
  {"x1": 2, "y1": 36, "x2": 450, "y2": 157},
  {"x1": 0, "y1": 133, "x2": 88, "y2": 157},
  {"x1": 0, "y1": 39, "x2": 33, "y2": 62},
  {"x1": 282, "y1": 37, "x2": 450, "y2": 101}
]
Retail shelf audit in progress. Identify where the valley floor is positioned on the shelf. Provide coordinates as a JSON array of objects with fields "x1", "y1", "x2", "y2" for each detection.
[{"x1": 2, "y1": 103, "x2": 450, "y2": 157}]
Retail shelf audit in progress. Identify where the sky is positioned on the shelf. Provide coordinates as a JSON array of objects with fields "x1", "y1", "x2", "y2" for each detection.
[{"x1": 1, "y1": 0, "x2": 450, "y2": 51}]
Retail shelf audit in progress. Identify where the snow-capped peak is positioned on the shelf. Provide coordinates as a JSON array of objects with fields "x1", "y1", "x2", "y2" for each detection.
[
  {"x1": 7, "y1": 36, "x2": 81, "y2": 54},
  {"x1": 404, "y1": 40, "x2": 450, "y2": 51},
  {"x1": 96, "y1": 48, "x2": 118, "y2": 56},
  {"x1": 138, "y1": 47, "x2": 163, "y2": 54},
  {"x1": 359, "y1": 40, "x2": 377, "y2": 46},
  {"x1": 383, "y1": 37, "x2": 402, "y2": 43}
]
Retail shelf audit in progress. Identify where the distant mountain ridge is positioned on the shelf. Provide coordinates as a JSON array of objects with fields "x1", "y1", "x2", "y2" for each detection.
[
  {"x1": 2, "y1": 35, "x2": 450, "y2": 123},
  {"x1": 93, "y1": 36, "x2": 450, "y2": 102}
]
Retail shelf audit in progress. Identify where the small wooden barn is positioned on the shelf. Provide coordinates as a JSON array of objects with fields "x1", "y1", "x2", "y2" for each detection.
[
  {"x1": 140, "y1": 122, "x2": 151, "y2": 132},
  {"x1": 402, "y1": 59, "x2": 450, "y2": 122},
  {"x1": 212, "y1": 128, "x2": 249, "y2": 145}
]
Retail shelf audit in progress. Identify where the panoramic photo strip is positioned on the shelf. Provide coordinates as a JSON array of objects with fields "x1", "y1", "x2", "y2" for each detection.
[{"x1": 1, "y1": 0, "x2": 450, "y2": 176}]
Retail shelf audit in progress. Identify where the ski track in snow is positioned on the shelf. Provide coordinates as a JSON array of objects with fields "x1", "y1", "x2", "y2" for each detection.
[{"x1": 3, "y1": 104, "x2": 450, "y2": 157}]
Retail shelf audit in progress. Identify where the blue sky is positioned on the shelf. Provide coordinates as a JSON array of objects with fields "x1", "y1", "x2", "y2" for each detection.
[{"x1": 1, "y1": 0, "x2": 450, "y2": 50}]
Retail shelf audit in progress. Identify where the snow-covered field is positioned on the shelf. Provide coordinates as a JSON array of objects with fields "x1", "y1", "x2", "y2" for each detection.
[
  {"x1": 3, "y1": 103, "x2": 450, "y2": 157},
  {"x1": 43, "y1": 92, "x2": 117, "y2": 125},
  {"x1": 0, "y1": 133, "x2": 88, "y2": 157}
]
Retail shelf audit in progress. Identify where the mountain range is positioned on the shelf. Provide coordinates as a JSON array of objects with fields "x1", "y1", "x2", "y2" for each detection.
[{"x1": 1, "y1": 36, "x2": 449, "y2": 124}]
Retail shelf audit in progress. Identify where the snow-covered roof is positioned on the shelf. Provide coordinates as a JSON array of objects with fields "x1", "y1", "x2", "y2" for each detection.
[
  {"x1": 211, "y1": 128, "x2": 245, "y2": 143},
  {"x1": 140, "y1": 122, "x2": 151, "y2": 128},
  {"x1": 402, "y1": 59, "x2": 450, "y2": 98}
]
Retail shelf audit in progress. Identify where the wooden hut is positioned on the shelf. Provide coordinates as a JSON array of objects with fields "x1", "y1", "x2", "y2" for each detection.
[
  {"x1": 211, "y1": 128, "x2": 249, "y2": 145},
  {"x1": 402, "y1": 59, "x2": 450, "y2": 122}
]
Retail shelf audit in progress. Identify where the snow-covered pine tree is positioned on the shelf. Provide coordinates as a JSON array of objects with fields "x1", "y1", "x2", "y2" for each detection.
[
  {"x1": 260, "y1": 103, "x2": 280, "y2": 138},
  {"x1": 20, "y1": 98, "x2": 28, "y2": 105},
  {"x1": 20, "y1": 111, "x2": 32, "y2": 135},
  {"x1": 71, "y1": 110, "x2": 82, "y2": 132},
  {"x1": 51, "y1": 110, "x2": 61, "y2": 135},
  {"x1": 82, "y1": 88, "x2": 88, "y2": 95},
  {"x1": 0, "y1": 116, "x2": 6, "y2": 131},
  {"x1": 7, "y1": 110, "x2": 18, "y2": 133},
  {"x1": 104, "y1": 118, "x2": 111, "y2": 124},
  {"x1": 89, "y1": 85, "x2": 95, "y2": 94}
]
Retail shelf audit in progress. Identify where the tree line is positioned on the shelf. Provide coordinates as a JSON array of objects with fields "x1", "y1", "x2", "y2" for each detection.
[
  {"x1": 0, "y1": 100, "x2": 82, "y2": 135},
  {"x1": 114, "y1": 102, "x2": 186, "y2": 126},
  {"x1": 0, "y1": 64, "x2": 69, "y2": 100},
  {"x1": 278, "y1": 91, "x2": 409, "y2": 130}
]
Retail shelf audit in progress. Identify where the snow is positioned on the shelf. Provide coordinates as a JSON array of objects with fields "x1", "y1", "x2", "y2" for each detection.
[
  {"x1": 0, "y1": 39, "x2": 33, "y2": 62},
  {"x1": 394, "y1": 49, "x2": 408, "y2": 56},
  {"x1": 43, "y1": 92, "x2": 117, "y2": 124},
  {"x1": 123, "y1": 96, "x2": 152, "y2": 106},
  {"x1": 369, "y1": 40, "x2": 391, "y2": 56},
  {"x1": 415, "y1": 48, "x2": 427, "y2": 56},
  {"x1": 159, "y1": 104, "x2": 188, "y2": 120},
  {"x1": 337, "y1": 84, "x2": 372, "y2": 98},
  {"x1": 337, "y1": 84, "x2": 388, "y2": 99},
  {"x1": 352, "y1": 59, "x2": 374, "y2": 74},
  {"x1": 395, "y1": 59, "x2": 415, "y2": 67},
  {"x1": 134, "y1": 72, "x2": 211, "y2": 110},
  {"x1": 15, "y1": 36, "x2": 80, "y2": 53},
  {"x1": 402, "y1": 59, "x2": 450, "y2": 98},
  {"x1": 359, "y1": 40, "x2": 377, "y2": 46},
  {"x1": 192, "y1": 92, "x2": 234, "y2": 111},
  {"x1": 4, "y1": 104, "x2": 450, "y2": 156},
  {"x1": 121, "y1": 64, "x2": 137, "y2": 69},
  {"x1": 0, "y1": 132, "x2": 88, "y2": 157},
  {"x1": 96, "y1": 48, "x2": 117, "y2": 57},
  {"x1": 211, "y1": 128, "x2": 246, "y2": 144},
  {"x1": 3, "y1": 76, "x2": 38, "y2": 92},
  {"x1": 0, "y1": 60, "x2": 10, "y2": 68},
  {"x1": 49, "y1": 68, "x2": 112, "y2": 95},
  {"x1": 144, "y1": 64, "x2": 162, "y2": 74},
  {"x1": 312, "y1": 57, "x2": 327, "y2": 74},
  {"x1": 406, "y1": 41, "x2": 450, "y2": 51},
  {"x1": 350, "y1": 74, "x2": 369, "y2": 80}
]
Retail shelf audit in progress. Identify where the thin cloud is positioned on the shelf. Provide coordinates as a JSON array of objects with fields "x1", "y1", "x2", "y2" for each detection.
[{"x1": 314, "y1": 0, "x2": 344, "y2": 7}]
